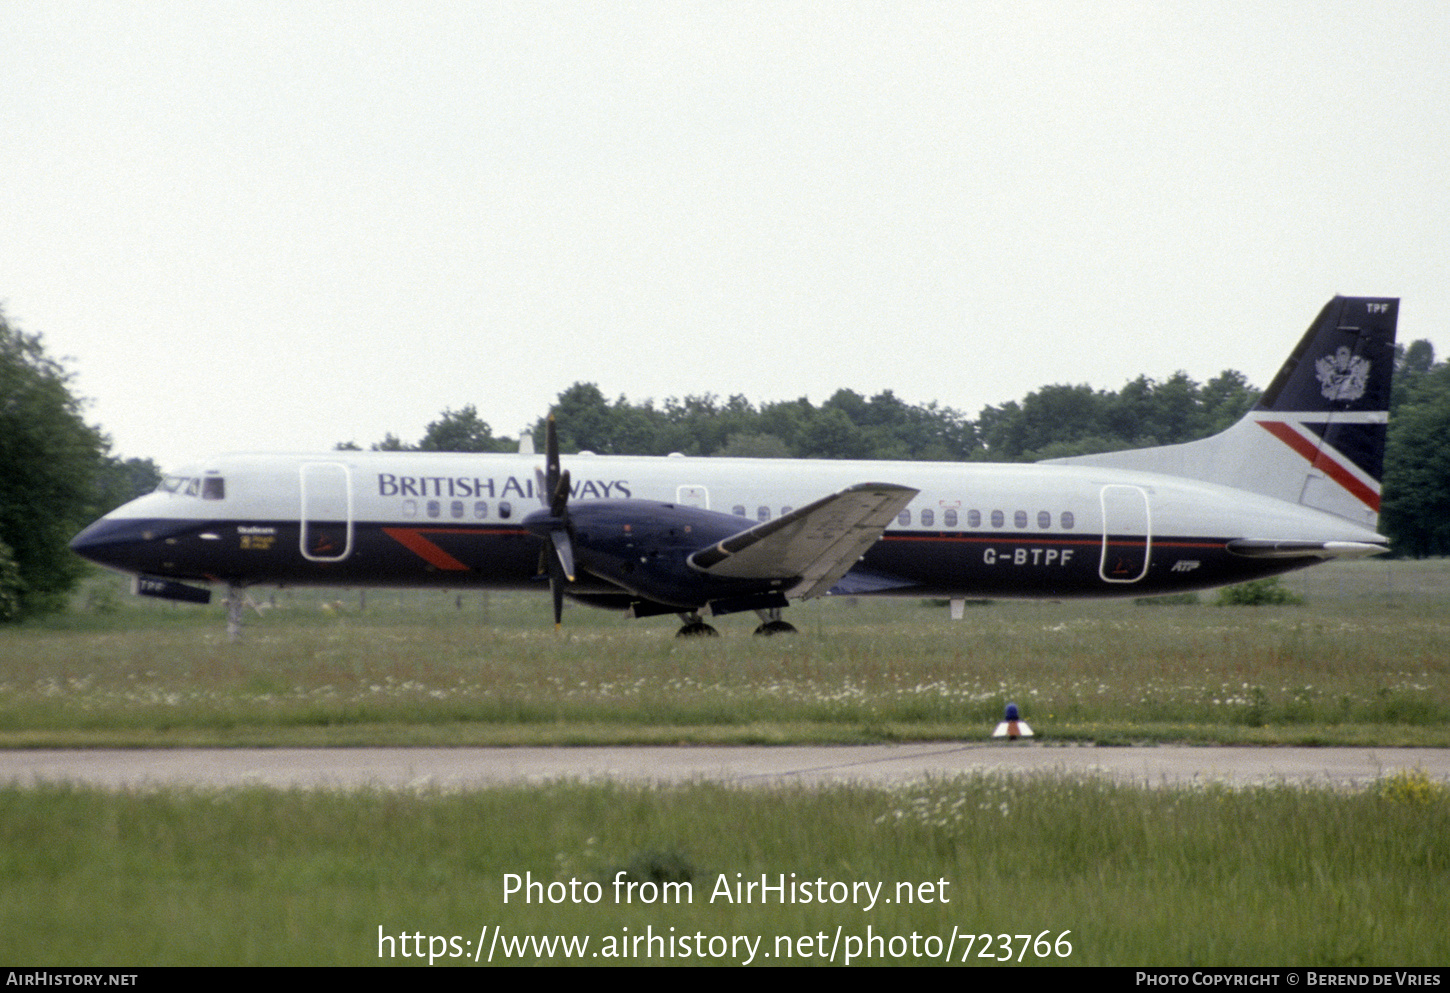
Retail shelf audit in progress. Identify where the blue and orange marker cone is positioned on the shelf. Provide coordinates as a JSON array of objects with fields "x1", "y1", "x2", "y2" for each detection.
[{"x1": 992, "y1": 702, "x2": 1034, "y2": 740}]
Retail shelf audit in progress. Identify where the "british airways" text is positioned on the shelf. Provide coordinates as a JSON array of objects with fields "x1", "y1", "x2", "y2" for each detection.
[{"x1": 376, "y1": 474, "x2": 631, "y2": 500}]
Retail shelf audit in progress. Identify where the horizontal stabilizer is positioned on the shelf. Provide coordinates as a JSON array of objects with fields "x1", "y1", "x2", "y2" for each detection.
[
  {"x1": 689, "y1": 482, "x2": 918, "y2": 600},
  {"x1": 1225, "y1": 539, "x2": 1387, "y2": 559}
]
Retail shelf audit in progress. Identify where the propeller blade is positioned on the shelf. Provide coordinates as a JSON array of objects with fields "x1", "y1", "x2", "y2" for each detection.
[
  {"x1": 538, "y1": 416, "x2": 570, "y2": 516},
  {"x1": 550, "y1": 528, "x2": 576, "y2": 582},
  {"x1": 551, "y1": 469, "x2": 571, "y2": 518},
  {"x1": 533, "y1": 414, "x2": 573, "y2": 631},
  {"x1": 545, "y1": 415, "x2": 561, "y2": 493},
  {"x1": 550, "y1": 562, "x2": 565, "y2": 629}
]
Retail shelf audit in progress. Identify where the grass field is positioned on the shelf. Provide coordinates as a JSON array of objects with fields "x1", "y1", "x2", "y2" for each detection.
[
  {"x1": 1, "y1": 560, "x2": 1447, "y2": 966},
  {"x1": 3, "y1": 559, "x2": 1447, "y2": 747},
  {"x1": 2, "y1": 771, "x2": 1447, "y2": 966}
]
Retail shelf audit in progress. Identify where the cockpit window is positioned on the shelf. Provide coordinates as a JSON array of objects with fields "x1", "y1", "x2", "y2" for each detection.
[{"x1": 156, "y1": 475, "x2": 226, "y2": 499}]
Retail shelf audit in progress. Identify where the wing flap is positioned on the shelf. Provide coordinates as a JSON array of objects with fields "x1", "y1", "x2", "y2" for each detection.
[{"x1": 689, "y1": 482, "x2": 918, "y2": 600}]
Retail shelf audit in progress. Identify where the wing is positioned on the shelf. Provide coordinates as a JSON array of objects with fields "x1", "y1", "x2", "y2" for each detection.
[{"x1": 688, "y1": 482, "x2": 918, "y2": 600}]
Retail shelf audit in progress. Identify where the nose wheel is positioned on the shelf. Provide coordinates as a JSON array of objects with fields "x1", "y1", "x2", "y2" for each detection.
[{"x1": 224, "y1": 583, "x2": 265, "y2": 643}]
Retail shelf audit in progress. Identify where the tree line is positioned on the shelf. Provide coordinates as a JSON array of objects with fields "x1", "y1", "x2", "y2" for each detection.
[
  {"x1": 1381, "y1": 339, "x2": 1450, "y2": 557},
  {"x1": 1, "y1": 304, "x2": 1446, "y2": 621},
  {"x1": 0, "y1": 308, "x2": 160, "y2": 619},
  {"x1": 345, "y1": 370, "x2": 1262, "y2": 464}
]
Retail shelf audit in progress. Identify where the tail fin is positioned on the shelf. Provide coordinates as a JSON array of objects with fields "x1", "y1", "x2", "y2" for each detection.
[{"x1": 1045, "y1": 296, "x2": 1399, "y2": 528}]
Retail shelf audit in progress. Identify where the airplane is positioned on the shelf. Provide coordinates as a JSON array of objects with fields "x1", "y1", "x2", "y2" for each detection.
[{"x1": 70, "y1": 296, "x2": 1398, "y2": 638}]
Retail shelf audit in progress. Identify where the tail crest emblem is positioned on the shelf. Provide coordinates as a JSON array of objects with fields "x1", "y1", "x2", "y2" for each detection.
[{"x1": 1314, "y1": 347, "x2": 1371, "y2": 402}]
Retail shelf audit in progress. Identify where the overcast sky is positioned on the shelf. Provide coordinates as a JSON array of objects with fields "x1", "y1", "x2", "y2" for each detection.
[{"x1": 5, "y1": 1, "x2": 1447, "y2": 470}]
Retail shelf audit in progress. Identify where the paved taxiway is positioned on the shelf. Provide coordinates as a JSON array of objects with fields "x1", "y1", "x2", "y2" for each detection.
[{"x1": 2, "y1": 745, "x2": 1447, "y2": 790}]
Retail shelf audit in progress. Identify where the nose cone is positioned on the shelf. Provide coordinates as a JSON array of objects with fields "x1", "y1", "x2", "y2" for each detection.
[
  {"x1": 70, "y1": 517, "x2": 137, "y2": 570},
  {"x1": 69, "y1": 516, "x2": 179, "y2": 572}
]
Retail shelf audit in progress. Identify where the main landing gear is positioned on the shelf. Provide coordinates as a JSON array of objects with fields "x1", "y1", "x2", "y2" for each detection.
[
  {"x1": 675, "y1": 611, "x2": 719, "y2": 637},
  {"x1": 752, "y1": 607, "x2": 798, "y2": 636},
  {"x1": 673, "y1": 607, "x2": 798, "y2": 637}
]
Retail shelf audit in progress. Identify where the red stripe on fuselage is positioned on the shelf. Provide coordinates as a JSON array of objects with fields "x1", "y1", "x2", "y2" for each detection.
[
  {"x1": 382, "y1": 527, "x2": 475, "y2": 571},
  {"x1": 881, "y1": 534, "x2": 1225, "y2": 550}
]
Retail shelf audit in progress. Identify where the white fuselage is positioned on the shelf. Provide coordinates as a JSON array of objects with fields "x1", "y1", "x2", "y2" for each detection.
[{"x1": 75, "y1": 449, "x2": 1384, "y2": 603}]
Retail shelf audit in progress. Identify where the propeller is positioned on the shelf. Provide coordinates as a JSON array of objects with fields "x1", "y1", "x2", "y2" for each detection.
[{"x1": 527, "y1": 416, "x2": 575, "y2": 629}]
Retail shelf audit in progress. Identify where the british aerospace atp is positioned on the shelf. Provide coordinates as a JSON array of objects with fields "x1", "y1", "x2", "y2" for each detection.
[{"x1": 71, "y1": 296, "x2": 1398, "y2": 637}]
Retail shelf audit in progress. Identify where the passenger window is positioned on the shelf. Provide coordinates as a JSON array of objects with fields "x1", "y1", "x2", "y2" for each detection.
[
  {"x1": 781, "y1": 507, "x2": 793, "y2": 517},
  {"x1": 1014, "y1": 510, "x2": 1028, "y2": 529},
  {"x1": 427, "y1": 500, "x2": 441, "y2": 518},
  {"x1": 1038, "y1": 510, "x2": 1051, "y2": 529},
  {"x1": 732, "y1": 505, "x2": 746, "y2": 517},
  {"x1": 969, "y1": 509, "x2": 982, "y2": 528},
  {"x1": 475, "y1": 501, "x2": 488, "y2": 519},
  {"x1": 921, "y1": 508, "x2": 934, "y2": 527},
  {"x1": 991, "y1": 510, "x2": 1004, "y2": 528},
  {"x1": 898, "y1": 510, "x2": 911, "y2": 526},
  {"x1": 499, "y1": 501, "x2": 512, "y2": 520},
  {"x1": 1062, "y1": 511, "x2": 1075, "y2": 529},
  {"x1": 944, "y1": 509, "x2": 957, "y2": 527},
  {"x1": 758, "y1": 506, "x2": 770, "y2": 521},
  {"x1": 451, "y1": 500, "x2": 464, "y2": 519}
]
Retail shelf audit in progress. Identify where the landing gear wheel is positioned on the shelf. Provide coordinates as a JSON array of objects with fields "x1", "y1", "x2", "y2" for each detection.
[
  {"x1": 675, "y1": 611, "x2": 719, "y2": 637},
  {"x1": 752, "y1": 607, "x2": 796, "y2": 636}
]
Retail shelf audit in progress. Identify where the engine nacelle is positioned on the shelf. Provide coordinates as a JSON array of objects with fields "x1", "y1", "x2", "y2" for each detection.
[{"x1": 531, "y1": 499, "x2": 795, "y2": 610}]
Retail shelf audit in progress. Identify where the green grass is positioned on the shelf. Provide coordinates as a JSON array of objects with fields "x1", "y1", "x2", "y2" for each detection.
[
  {"x1": 3, "y1": 561, "x2": 1448, "y2": 966},
  {"x1": 1, "y1": 560, "x2": 1447, "y2": 746},
  {"x1": 2, "y1": 773, "x2": 1446, "y2": 965}
]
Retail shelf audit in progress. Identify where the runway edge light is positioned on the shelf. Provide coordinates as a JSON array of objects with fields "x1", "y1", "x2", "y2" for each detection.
[{"x1": 993, "y1": 702, "x2": 1034, "y2": 741}]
